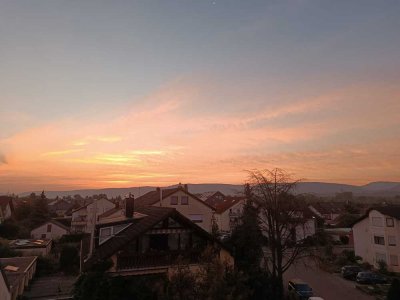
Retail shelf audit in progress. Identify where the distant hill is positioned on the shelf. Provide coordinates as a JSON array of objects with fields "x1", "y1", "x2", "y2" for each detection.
[{"x1": 13, "y1": 181, "x2": 400, "y2": 199}]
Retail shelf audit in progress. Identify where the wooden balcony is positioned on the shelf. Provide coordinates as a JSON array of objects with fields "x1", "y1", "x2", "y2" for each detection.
[{"x1": 116, "y1": 251, "x2": 200, "y2": 271}]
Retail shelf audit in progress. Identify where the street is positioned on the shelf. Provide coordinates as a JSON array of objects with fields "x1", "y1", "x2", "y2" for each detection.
[{"x1": 283, "y1": 258, "x2": 374, "y2": 300}]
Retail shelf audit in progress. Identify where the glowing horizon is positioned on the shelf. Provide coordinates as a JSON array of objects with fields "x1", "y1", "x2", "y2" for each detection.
[{"x1": 1, "y1": 1, "x2": 400, "y2": 193}]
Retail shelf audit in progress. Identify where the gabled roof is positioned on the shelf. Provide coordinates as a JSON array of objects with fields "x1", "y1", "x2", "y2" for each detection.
[
  {"x1": 214, "y1": 196, "x2": 246, "y2": 214},
  {"x1": 98, "y1": 207, "x2": 121, "y2": 219},
  {"x1": 84, "y1": 206, "x2": 228, "y2": 270},
  {"x1": 309, "y1": 202, "x2": 346, "y2": 215},
  {"x1": 71, "y1": 198, "x2": 114, "y2": 213},
  {"x1": 135, "y1": 187, "x2": 215, "y2": 210},
  {"x1": 31, "y1": 219, "x2": 70, "y2": 232},
  {"x1": 204, "y1": 191, "x2": 226, "y2": 207},
  {"x1": 351, "y1": 205, "x2": 400, "y2": 227}
]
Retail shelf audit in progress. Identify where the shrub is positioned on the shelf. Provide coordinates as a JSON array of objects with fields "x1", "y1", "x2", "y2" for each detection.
[
  {"x1": 0, "y1": 244, "x2": 20, "y2": 257},
  {"x1": 59, "y1": 245, "x2": 79, "y2": 274},
  {"x1": 387, "y1": 278, "x2": 400, "y2": 300},
  {"x1": 36, "y1": 256, "x2": 57, "y2": 276}
]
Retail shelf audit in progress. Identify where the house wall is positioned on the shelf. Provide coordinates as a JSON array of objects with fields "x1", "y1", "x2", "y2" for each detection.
[
  {"x1": 71, "y1": 199, "x2": 115, "y2": 233},
  {"x1": 353, "y1": 211, "x2": 400, "y2": 273},
  {"x1": 31, "y1": 222, "x2": 69, "y2": 239},
  {"x1": 214, "y1": 201, "x2": 244, "y2": 232},
  {"x1": 353, "y1": 218, "x2": 370, "y2": 265},
  {"x1": 15, "y1": 243, "x2": 51, "y2": 257},
  {"x1": 155, "y1": 190, "x2": 215, "y2": 232},
  {"x1": 295, "y1": 218, "x2": 316, "y2": 241},
  {"x1": 0, "y1": 272, "x2": 11, "y2": 300}
]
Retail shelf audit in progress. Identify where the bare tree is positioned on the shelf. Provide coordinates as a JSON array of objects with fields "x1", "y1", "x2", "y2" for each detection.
[{"x1": 247, "y1": 168, "x2": 311, "y2": 300}]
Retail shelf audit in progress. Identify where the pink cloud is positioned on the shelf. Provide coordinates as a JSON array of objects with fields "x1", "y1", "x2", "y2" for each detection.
[{"x1": 1, "y1": 79, "x2": 400, "y2": 192}]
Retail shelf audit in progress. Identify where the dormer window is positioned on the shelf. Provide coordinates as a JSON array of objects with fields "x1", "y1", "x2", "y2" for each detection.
[
  {"x1": 170, "y1": 196, "x2": 178, "y2": 205},
  {"x1": 386, "y1": 218, "x2": 394, "y2": 227},
  {"x1": 181, "y1": 196, "x2": 189, "y2": 205}
]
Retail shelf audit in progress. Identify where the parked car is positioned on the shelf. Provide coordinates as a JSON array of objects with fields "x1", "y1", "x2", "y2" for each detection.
[
  {"x1": 356, "y1": 272, "x2": 388, "y2": 284},
  {"x1": 288, "y1": 279, "x2": 313, "y2": 300},
  {"x1": 341, "y1": 265, "x2": 363, "y2": 280},
  {"x1": 308, "y1": 297, "x2": 324, "y2": 300}
]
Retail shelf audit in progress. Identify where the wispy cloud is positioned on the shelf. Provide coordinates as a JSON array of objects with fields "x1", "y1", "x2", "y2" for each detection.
[
  {"x1": 0, "y1": 153, "x2": 7, "y2": 165},
  {"x1": 1, "y1": 79, "x2": 400, "y2": 192}
]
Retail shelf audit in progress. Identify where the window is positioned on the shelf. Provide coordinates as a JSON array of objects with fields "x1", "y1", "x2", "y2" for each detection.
[
  {"x1": 181, "y1": 196, "x2": 189, "y2": 205},
  {"x1": 189, "y1": 214, "x2": 203, "y2": 223},
  {"x1": 388, "y1": 235, "x2": 396, "y2": 246},
  {"x1": 47, "y1": 224, "x2": 52, "y2": 232},
  {"x1": 99, "y1": 227, "x2": 112, "y2": 244},
  {"x1": 372, "y1": 217, "x2": 383, "y2": 227},
  {"x1": 376, "y1": 252, "x2": 387, "y2": 263},
  {"x1": 390, "y1": 255, "x2": 399, "y2": 266},
  {"x1": 170, "y1": 196, "x2": 178, "y2": 205},
  {"x1": 374, "y1": 236, "x2": 385, "y2": 245},
  {"x1": 386, "y1": 218, "x2": 394, "y2": 227},
  {"x1": 41, "y1": 234, "x2": 46, "y2": 238}
]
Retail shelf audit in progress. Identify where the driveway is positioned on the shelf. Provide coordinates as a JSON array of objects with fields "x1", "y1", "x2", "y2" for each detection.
[{"x1": 283, "y1": 258, "x2": 374, "y2": 300}]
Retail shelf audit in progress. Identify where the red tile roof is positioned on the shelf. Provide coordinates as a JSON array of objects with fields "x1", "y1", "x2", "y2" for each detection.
[{"x1": 214, "y1": 196, "x2": 246, "y2": 214}]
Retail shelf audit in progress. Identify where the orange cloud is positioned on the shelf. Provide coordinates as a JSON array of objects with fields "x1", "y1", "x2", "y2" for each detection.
[{"x1": 1, "y1": 79, "x2": 399, "y2": 193}]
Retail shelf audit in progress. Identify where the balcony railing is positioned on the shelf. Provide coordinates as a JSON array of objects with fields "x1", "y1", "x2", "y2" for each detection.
[{"x1": 116, "y1": 251, "x2": 200, "y2": 270}]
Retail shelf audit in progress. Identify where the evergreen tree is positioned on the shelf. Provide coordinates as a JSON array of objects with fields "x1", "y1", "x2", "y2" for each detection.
[{"x1": 30, "y1": 190, "x2": 49, "y2": 228}]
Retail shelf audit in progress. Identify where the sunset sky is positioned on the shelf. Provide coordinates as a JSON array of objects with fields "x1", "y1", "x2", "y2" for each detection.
[{"x1": 1, "y1": 1, "x2": 400, "y2": 193}]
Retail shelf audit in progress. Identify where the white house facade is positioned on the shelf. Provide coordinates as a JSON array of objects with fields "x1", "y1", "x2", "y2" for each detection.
[
  {"x1": 71, "y1": 198, "x2": 115, "y2": 233},
  {"x1": 352, "y1": 206, "x2": 400, "y2": 272},
  {"x1": 31, "y1": 220, "x2": 70, "y2": 240}
]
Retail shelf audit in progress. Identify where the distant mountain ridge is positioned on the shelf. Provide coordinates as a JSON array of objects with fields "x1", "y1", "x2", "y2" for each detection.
[{"x1": 11, "y1": 181, "x2": 400, "y2": 199}]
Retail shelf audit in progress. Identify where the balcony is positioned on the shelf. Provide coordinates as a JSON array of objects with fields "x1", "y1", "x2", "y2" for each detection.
[{"x1": 116, "y1": 251, "x2": 200, "y2": 271}]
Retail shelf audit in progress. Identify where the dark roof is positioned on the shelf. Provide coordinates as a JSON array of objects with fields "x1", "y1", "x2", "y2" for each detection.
[
  {"x1": 98, "y1": 207, "x2": 121, "y2": 219},
  {"x1": 214, "y1": 196, "x2": 246, "y2": 214},
  {"x1": 52, "y1": 217, "x2": 72, "y2": 228},
  {"x1": 203, "y1": 191, "x2": 226, "y2": 206},
  {"x1": 0, "y1": 256, "x2": 37, "y2": 273},
  {"x1": 84, "y1": 206, "x2": 229, "y2": 270},
  {"x1": 310, "y1": 202, "x2": 346, "y2": 215},
  {"x1": 351, "y1": 205, "x2": 400, "y2": 227},
  {"x1": 31, "y1": 219, "x2": 70, "y2": 232},
  {"x1": 135, "y1": 187, "x2": 215, "y2": 210},
  {"x1": 373, "y1": 206, "x2": 400, "y2": 219},
  {"x1": 71, "y1": 198, "x2": 114, "y2": 213}
]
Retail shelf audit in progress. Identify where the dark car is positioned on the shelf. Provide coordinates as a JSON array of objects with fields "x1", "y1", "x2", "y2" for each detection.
[
  {"x1": 356, "y1": 272, "x2": 388, "y2": 284},
  {"x1": 288, "y1": 279, "x2": 313, "y2": 300},
  {"x1": 341, "y1": 265, "x2": 363, "y2": 280}
]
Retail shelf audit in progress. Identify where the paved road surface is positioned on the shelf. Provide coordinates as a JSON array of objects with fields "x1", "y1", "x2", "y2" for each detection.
[{"x1": 284, "y1": 259, "x2": 374, "y2": 300}]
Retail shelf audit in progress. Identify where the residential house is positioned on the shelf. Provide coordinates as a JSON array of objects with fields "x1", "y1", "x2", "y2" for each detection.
[
  {"x1": 84, "y1": 205, "x2": 234, "y2": 277},
  {"x1": 135, "y1": 185, "x2": 216, "y2": 232},
  {"x1": 308, "y1": 202, "x2": 346, "y2": 223},
  {"x1": 71, "y1": 198, "x2": 115, "y2": 233},
  {"x1": 352, "y1": 206, "x2": 400, "y2": 272},
  {"x1": 31, "y1": 220, "x2": 70, "y2": 240},
  {"x1": 0, "y1": 196, "x2": 14, "y2": 224},
  {"x1": 0, "y1": 256, "x2": 37, "y2": 300},
  {"x1": 9, "y1": 239, "x2": 52, "y2": 256},
  {"x1": 213, "y1": 196, "x2": 246, "y2": 233},
  {"x1": 199, "y1": 191, "x2": 226, "y2": 206},
  {"x1": 0, "y1": 267, "x2": 11, "y2": 300},
  {"x1": 48, "y1": 199, "x2": 74, "y2": 217}
]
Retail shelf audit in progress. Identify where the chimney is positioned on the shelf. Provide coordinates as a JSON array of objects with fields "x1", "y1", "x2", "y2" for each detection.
[
  {"x1": 184, "y1": 184, "x2": 188, "y2": 192},
  {"x1": 125, "y1": 193, "x2": 134, "y2": 218}
]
